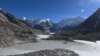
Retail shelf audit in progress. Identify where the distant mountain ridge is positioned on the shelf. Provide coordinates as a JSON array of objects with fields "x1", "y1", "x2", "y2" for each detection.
[
  {"x1": 58, "y1": 16, "x2": 85, "y2": 30},
  {"x1": 24, "y1": 17, "x2": 85, "y2": 32}
]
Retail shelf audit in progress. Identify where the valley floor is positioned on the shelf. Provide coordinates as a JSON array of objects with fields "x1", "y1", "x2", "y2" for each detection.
[{"x1": 0, "y1": 35, "x2": 100, "y2": 56}]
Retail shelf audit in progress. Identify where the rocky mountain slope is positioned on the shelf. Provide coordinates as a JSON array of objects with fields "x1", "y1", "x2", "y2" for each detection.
[{"x1": 0, "y1": 9, "x2": 41, "y2": 48}]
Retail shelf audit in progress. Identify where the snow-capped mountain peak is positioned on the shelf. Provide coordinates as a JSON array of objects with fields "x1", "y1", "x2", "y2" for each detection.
[{"x1": 39, "y1": 19, "x2": 50, "y2": 23}]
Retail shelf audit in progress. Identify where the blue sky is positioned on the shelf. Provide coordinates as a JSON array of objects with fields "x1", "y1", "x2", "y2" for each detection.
[{"x1": 0, "y1": 0, "x2": 100, "y2": 22}]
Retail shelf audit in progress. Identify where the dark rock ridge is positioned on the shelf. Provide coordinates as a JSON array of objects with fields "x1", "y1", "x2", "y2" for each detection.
[
  {"x1": 9, "y1": 49, "x2": 79, "y2": 56},
  {"x1": 80, "y1": 8, "x2": 100, "y2": 31}
]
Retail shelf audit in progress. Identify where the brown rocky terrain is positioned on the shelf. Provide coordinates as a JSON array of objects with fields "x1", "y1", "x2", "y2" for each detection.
[
  {"x1": 0, "y1": 9, "x2": 42, "y2": 48},
  {"x1": 0, "y1": 27, "x2": 15, "y2": 48}
]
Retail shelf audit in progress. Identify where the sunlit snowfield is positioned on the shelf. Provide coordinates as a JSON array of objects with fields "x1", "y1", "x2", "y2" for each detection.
[{"x1": 0, "y1": 35, "x2": 100, "y2": 56}]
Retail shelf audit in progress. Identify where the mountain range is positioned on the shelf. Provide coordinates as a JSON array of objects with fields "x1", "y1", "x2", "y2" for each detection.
[
  {"x1": 24, "y1": 17, "x2": 85, "y2": 32},
  {"x1": 58, "y1": 16, "x2": 85, "y2": 31}
]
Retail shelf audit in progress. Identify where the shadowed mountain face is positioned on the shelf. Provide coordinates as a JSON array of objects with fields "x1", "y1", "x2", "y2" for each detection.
[{"x1": 80, "y1": 8, "x2": 100, "y2": 31}]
